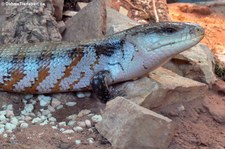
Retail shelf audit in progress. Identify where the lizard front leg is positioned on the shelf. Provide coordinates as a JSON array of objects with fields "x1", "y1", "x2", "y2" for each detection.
[{"x1": 90, "y1": 70, "x2": 112, "y2": 103}]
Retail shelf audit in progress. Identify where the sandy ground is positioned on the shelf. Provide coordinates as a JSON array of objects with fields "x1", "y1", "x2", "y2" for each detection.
[{"x1": 0, "y1": 2, "x2": 225, "y2": 149}]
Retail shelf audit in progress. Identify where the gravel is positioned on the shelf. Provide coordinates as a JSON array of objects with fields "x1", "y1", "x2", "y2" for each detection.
[
  {"x1": 38, "y1": 95, "x2": 51, "y2": 107},
  {"x1": 56, "y1": 105, "x2": 63, "y2": 110},
  {"x1": 67, "y1": 114, "x2": 77, "y2": 120},
  {"x1": 62, "y1": 129, "x2": 74, "y2": 134},
  {"x1": 78, "y1": 109, "x2": 91, "y2": 117},
  {"x1": 67, "y1": 120, "x2": 76, "y2": 126},
  {"x1": 32, "y1": 117, "x2": 42, "y2": 124},
  {"x1": 75, "y1": 140, "x2": 82, "y2": 145},
  {"x1": 58, "y1": 121, "x2": 67, "y2": 127},
  {"x1": 85, "y1": 119, "x2": 92, "y2": 128},
  {"x1": 0, "y1": 115, "x2": 6, "y2": 121},
  {"x1": 87, "y1": 138, "x2": 94, "y2": 144},
  {"x1": 51, "y1": 98, "x2": 61, "y2": 108},
  {"x1": 5, "y1": 123, "x2": 16, "y2": 131},
  {"x1": 77, "y1": 121, "x2": 86, "y2": 128},
  {"x1": 91, "y1": 115, "x2": 103, "y2": 123},
  {"x1": 73, "y1": 126, "x2": 83, "y2": 132},
  {"x1": 0, "y1": 128, "x2": 4, "y2": 134},
  {"x1": 65, "y1": 102, "x2": 77, "y2": 107},
  {"x1": 20, "y1": 122, "x2": 29, "y2": 128}
]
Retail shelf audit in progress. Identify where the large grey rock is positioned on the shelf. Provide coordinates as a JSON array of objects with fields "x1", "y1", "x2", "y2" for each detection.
[
  {"x1": 106, "y1": 7, "x2": 139, "y2": 35},
  {"x1": 96, "y1": 97, "x2": 175, "y2": 149},
  {"x1": 62, "y1": 0, "x2": 106, "y2": 42},
  {"x1": 163, "y1": 44, "x2": 217, "y2": 86},
  {"x1": 116, "y1": 67, "x2": 208, "y2": 109}
]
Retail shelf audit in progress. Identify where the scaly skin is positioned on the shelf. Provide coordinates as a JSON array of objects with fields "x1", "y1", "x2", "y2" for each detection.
[{"x1": 0, "y1": 22, "x2": 204, "y2": 97}]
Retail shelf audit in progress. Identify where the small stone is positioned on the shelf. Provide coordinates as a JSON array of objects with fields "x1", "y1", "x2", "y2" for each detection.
[
  {"x1": 6, "y1": 110, "x2": 14, "y2": 118},
  {"x1": 87, "y1": 138, "x2": 94, "y2": 144},
  {"x1": 51, "y1": 126, "x2": 57, "y2": 129},
  {"x1": 10, "y1": 117, "x2": 19, "y2": 126},
  {"x1": 119, "y1": 6, "x2": 128, "y2": 16},
  {"x1": 40, "y1": 115, "x2": 47, "y2": 121},
  {"x1": 24, "y1": 104, "x2": 34, "y2": 113},
  {"x1": 66, "y1": 114, "x2": 77, "y2": 120},
  {"x1": 75, "y1": 140, "x2": 81, "y2": 145},
  {"x1": 48, "y1": 117, "x2": 57, "y2": 122},
  {"x1": 47, "y1": 105, "x2": 55, "y2": 112},
  {"x1": 24, "y1": 116, "x2": 32, "y2": 121},
  {"x1": 0, "y1": 111, "x2": 6, "y2": 115},
  {"x1": 85, "y1": 120, "x2": 91, "y2": 128},
  {"x1": 67, "y1": 120, "x2": 76, "y2": 126},
  {"x1": 40, "y1": 120, "x2": 49, "y2": 126},
  {"x1": 5, "y1": 123, "x2": 16, "y2": 131},
  {"x1": 73, "y1": 126, "x2": 83, "y2": 132},
  {"x1": 60, "y1": 128, "x2": 65, "y2": 132},
  {"x1": 88, "y1": 128, "x2": 94, "y2": 133},
  {"x1": 42, "y1": 110, "x2": 51, "y2": 116},
  {"x1": 57, "y1": 21, "x2": 66, "y2": 34},
  {"x1": 76, "y1": 2, "x2": 88, "y2": 11},
  {"x1": 63, "y1": 129, "x2": 74, "y2": 134},
  {"x1": 20, "y1": 122, "x2": 29, "y2": 128},
  {"x1": 32, "y1": 117, "x2": 42, "y2": 124},
  {"x1": 65, "y1": 102, "x2": 77, "y2": 107},
  {"x1": 63, "y1": 10, "x2": 78, "y2": 17},
  {"x1": 177, "y1": 105, "x2": 185, "y2": 111},
  {"x1": 77, "y1": 121, "x2": 86, "y2": 128},
  {"x1": 51, "y1": 98, "x2": 61, "y2": 108},
  {"x1": 3, "y1": 133, "x2": 7, "y2": 138},
  {"x1": 38, "y1": 95, "x2": 51, "y2": 107},
  {"x1": 0, "y1": 127, "x2": 4, "y2": 134},
  {"x1": 24, "y1": 94, "x2": 33, "y2": 100},
  {"x1": 49, "y1": 122, "x2": 55, "y2": 125},
  {"x1": 56, "y1": 105, "x2": 63, "y2": 110},
  {"x1": 91, "y1": 115, "x2": 102, "y2": 123},
  {"x1": 78, "y1": 109, "x2": 91, "y2": 117},
  {"x1": 76, "y1": 92, "x2": 85, "y2": 98},
  {"x1": 59, "y1": 121, "x2": 67, "y2": 127},
  {"x1": 0, "y1": 124, "x2": 5, "y2": 128},
  {"x1": 7, "y1": 105, "x2": 13, "y2": 110},
  {"x1": 0, "y1": 115, "x2": 6, "y2": 121}
]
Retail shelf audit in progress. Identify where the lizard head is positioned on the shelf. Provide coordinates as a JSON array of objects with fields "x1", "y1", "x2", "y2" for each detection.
[{"x1": 123, "y1": 22, "x2": 205, "y2": 70}]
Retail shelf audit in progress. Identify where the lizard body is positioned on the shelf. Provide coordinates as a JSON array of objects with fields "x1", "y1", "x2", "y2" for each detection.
[{"x1": 0, "y1": 22, "x2": 204, "y2": 102}]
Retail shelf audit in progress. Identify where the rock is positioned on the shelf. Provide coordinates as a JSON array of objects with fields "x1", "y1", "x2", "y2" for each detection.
[
  {"x1": 62, "y1": 129, "x2": 74, "y2": 134},
  {"x1": 203, "y1": 97, "x2": 225, "y2": 123},
  {"x1": 77, "y1": 109, "x2": 91, "y2": 117},
  {"x1": 56, "y1": 105, "x2": 64, "y2": 110},
  {"x1": 10, "y1": 117, "x2": 19, "y2": 126},
  {"x1": 63, "y1": 10, "x2": 78, "y2": 17},
  {"x1": 85, "y1": 120, "x2": 92, "y2": 128},
  {"x1": 32, "y1": 117, "x2": 42, "y2": 124},
  {"x1": 51, "y1": 98, "x2": 61, "y2": 108},
  {"x1": 48, "y1": 117, "x2": 57, "y2": 122},
  {"x1": 67, "y1": 120, "x2": 76, "y2": 126},
  {"x1": 76, "y1": 2, "x2": 88, "y2": 11},
  {"x1": 59, "y1": 121, "x2": 67, "y2": 127},
  {"x1": 0, "y1": 114, "x2": 6, "y2": 121},
  {"x1": 42, "y1": 110, "x2": 51, "y2": 116},
  {"x1": 73, "y1": 126, "x2": 83, "y2": 132},
  {"x1": 91, "y1": 115, "x2": 103, "y2": 123},
  {"x1": 163, "y1": 44, "x2": 216, "y2": 86},
  {"x1": 87, "y1": 138, "x2": 94, "y2": 144},
  {"x1": 57, "y1": 21, "x2": 66, "y2": 34},
  {"x1": 47, "y1": 105, "x2": 55, "y2": 112},
  {"x1": 63, "y1": 0, "x2": 106, "y2": 43},
  {"x1": 38, "y1": 95, "x2": 51, "y2": 107},
  {"x1": 76, "y1": 92, "x2": 86, "y2": 98},
  {"x1": 3, "y1": 134, "x2": 7, "y2": 138},
  {"x1": 0, "y1": 128, "x2": 4, "y2": 134},
  {"x1": 117, "y1": 67, "x2": 207, "y2": 109},
  {"x1": 24, "y1": 94, "x2": 33, "y2": 100},
  {"x1": 24, "y1": 104, "x2": 34, "y2": 113},
  {"x1": 52, "y1": 0, "x2": 64, "y2": 21},
  {"x1": 106, "y1": 7, "x2": 139, "y2": 35},
  {"x1": 119, "y1": 6, "x2": 128, "y2": 16},
  {"x1": 20, "y1": 122, "x2": 29, "y2": 128},
  {"x1": 75, "y1": 140, "x2": 81, "y2": 145},
  {"x1": 6, "y1": 110, "x2": 14, "y2": 118},
  {"x1": 96, "y1": 97, "x2": 175, "y2": 149},
  {"x1": 5, "y1": 123, "x2": 16, "y2": 131},
  {"x1": 77, "y1": 121, "x2": 86, "y2": 128},
  {"x1": 65, "y1": 102, "x2": 77, "y2": 107},
  {"x1": 67, "y1": 114, "x2": 77, "y2": 120}
]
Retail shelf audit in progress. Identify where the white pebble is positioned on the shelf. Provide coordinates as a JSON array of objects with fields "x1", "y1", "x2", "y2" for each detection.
[
  {"x1": 41, "y1": 110, "x2": 50, "y2": 116},
  {"x1": 62, "y1": 129, "x2": 74, "y2": 134},
  {"x1": 77, "y1": 109, "x2": 91, "y2": 117},
  {"x1": 48, "y1": 117, "x2": 57, "y2": 122},
  {"x1": 84, "y1": 92, "x2": 91, "y2": 97},
  {"x1": 5, "y1": 123, "x2": 16, "y2": 131},
  {"x1": 40, "y1": 115, "x2": 47, "y2": 121},
  {"x1": 0, "y1": 128, "x2": 4, "y2": 134},
  {"x1": 38, "y1": 95, "x2": 51, "y2": 107},
  {"x1": 51, "y1": 98, "x2": 61, "y2": 108},
  {"x1": 47, "y1": 105, "x2": 55, "y2": 112},
  {"x1": 0, "y1": 124, "x2": 5, "y2": 128},
  {"x1": 76, "y1": 92, "x2": 85, "y2": 98},
  {"x1": 66, "y1": 114, "x2": 77, "y2": 120},
  {"x1": 87, "y1": 138, "x2": 94, "y2": 144},
  {"x1": 51, "y1": 126, "x2": 57, "y2": 129},
  {"x1": 77, "y1": 121, "x2": 86, "y2": 128},
  {"x1": 75, "y1": 140, "x2": 81, "y2": 145},
  {"x1": 3, "y1": 133, "x2": 8, "y2": 138},
  {"x1": 49, "y1": 122, "x2": 55, "y2": 125},
  {"x1": 20, "y1": 122, "x2": 29, "y2": 128},
  {"x1": 73, "y1": 126, "x2": 83, "y2": 132},
  {"x1": 32, "y1": 117, "x2": 42, "y2": 124},
  {"x1": 56, "y1": 105, "x2": 63, "y2": 110},
  {"x1": 85, "y1": 120, "x2": 91, "y2": 128},
  {"x1": 6, "y1": 105, "x2": 13, "y2": 110},
  {"x1": 6, "y1": 110, "x2": 14, "y2": 118},
  {"x1": 65, "y1": 102, "x2": 77, "y2": 107},
  {"x1": 91, "y1": 115, "x2": 102, "y2": 123},
  {"x1": 24, "y1": 104, "x2": 34, "y2": 113},
  {"x1": 0, "y1": 114, "x2": 6, "y2": 121},
  {"x1": 10, "y1": 117, "x2": 19, "y2": 126},
  {"x1": 177, "y1": 105, "x2": 185, "y2": 111},
  {"x1": 0, "y1": 111, "x2": 6, "y2": 115},
  {"x1": 59, "y1": 121, "x2": 67, "y2": 127},
  {"x1": 24, "y1": 116, "x2": 32, "y2": 121},
  {"x1": 67, "y1": 120, "x2": 76, "y2": 126},
  {"x1": 60, "y1": 128, "x2": 65, "y2": 132},
  {"x1": 40, "y1": 120, "x2": 48, "y2": 126}
]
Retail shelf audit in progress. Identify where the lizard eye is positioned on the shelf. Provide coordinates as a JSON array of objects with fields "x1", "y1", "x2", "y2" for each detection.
[{"x1": 163, "y1": 27, "x2": 177, "y2": 34}]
